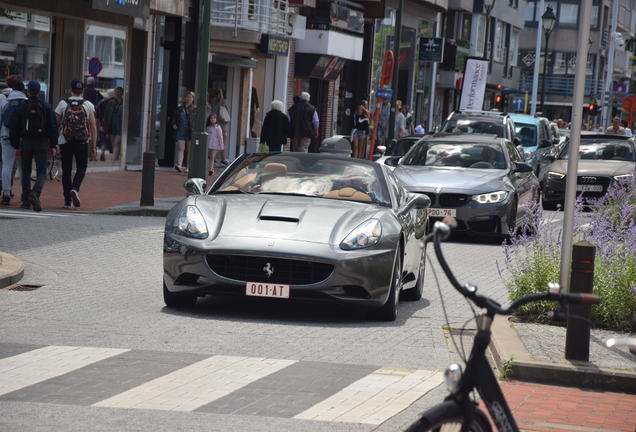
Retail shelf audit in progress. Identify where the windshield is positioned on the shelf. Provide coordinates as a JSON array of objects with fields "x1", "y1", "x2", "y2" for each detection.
[
  {"x1": 386, "y1": 138, "x2": 418, "y2": 156},
  {"x1": 401, "y1": 141, "x2": 508, "y2": 169},
  {"x1": 514, "y1": 123, "x2": 538, "y2": 147},
  {"x1": 559, "y1": 140, "x2": 636, "y2": 161},
  {"x1": 440, "y1": 119, "x2": 504, "y2": 137},
  {"x1": 213, "y1": 153, "x2": 391, "y2": 206}
]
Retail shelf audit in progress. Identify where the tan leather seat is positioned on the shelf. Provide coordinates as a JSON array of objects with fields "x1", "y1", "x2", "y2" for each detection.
[
  {"x1": 324, "y1": 187, "x2": 372, "y2": 202},
  {"x1": 261, "y1": 163, "x2": 288, "y2": 182}
]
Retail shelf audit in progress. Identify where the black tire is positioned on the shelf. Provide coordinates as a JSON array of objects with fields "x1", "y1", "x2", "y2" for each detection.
[
  {"x1": 375, "y1": 250, "x2": 402, "y2": 321},
  {"x1": 163, "y1": 281, "x2": 197, "y2": 308},
  {"x1": 505, "y1": 198, "x2": 518, "y2": 237},
  {"x1": 402, "y1": 245, "x2": 426, "y2": 301},
  {"x1": 407, "y1": 405, "x2": 492, "y2": 432}
]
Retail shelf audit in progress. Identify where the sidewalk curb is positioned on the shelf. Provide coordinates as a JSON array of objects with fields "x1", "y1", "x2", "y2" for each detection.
[
  {"x1": 0, "y1": 252, "x2": 25, "y2": 289},
  {"x1": 93, "y1": 207, "x2": 170, "y2": 217},
  {"x1": 490, "y1": 317, "x2": 636, "y2": 393}
]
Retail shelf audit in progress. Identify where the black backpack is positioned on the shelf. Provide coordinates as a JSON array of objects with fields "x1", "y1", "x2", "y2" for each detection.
[
  {"x1": 62, "y1": 99, "x2": 89, "y2": 142},
  {"x1": 22, "y1": 99, "x2": 48, "y2": 138}
]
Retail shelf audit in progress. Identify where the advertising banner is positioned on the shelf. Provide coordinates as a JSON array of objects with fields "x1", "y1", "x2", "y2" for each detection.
[{"x1": 459, "y1": 57, "x2": 489, "y2": 111}]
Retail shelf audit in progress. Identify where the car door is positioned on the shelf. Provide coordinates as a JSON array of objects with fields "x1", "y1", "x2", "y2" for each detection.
[{"x1": 505, "y1": 140, "x2": 533, "y2": 220}]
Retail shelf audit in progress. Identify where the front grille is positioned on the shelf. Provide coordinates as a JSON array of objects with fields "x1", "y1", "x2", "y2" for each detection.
[
  {"x1": 577, "y1": 176, "x2": 611, "y2": 185},
  {"x1": 420, "y1": 192, "x2": 436, "y2": 205},
  {"x1": 206, "y1": 255, "x2": 334, "y2": 285},
  {"x1": 439, "y1": 193, "x2": 470, "y2": 207}
]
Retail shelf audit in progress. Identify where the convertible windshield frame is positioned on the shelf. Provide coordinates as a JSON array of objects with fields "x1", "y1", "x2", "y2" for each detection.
[
  {"x1": 558, "y1": 139, "x2": 636, "y2": 161},
  {"x1": 440, "y1": 119, "x2": 505, "y2": 138},
  {"x1": 209, "y1": 153, "x2": 393, "y2": 207}
]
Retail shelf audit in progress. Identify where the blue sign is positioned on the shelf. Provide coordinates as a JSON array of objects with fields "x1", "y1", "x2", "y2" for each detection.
[
  {"x1": 513, "y1": 97, "x2": 524, "y2": 112},
  {"x1": 88, "y1": 57, "x2": 102, "y2": 77},
  {"x1": 376, "y1": 88, "x2": 393, "y2": 100}
]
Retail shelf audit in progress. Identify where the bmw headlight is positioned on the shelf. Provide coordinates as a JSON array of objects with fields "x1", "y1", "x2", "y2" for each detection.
[
  {"x1": 176, "y1": 206, "x2": 208, "y2": 239},
  {"x1": 614, "y1": 174, "x2": 633, "y2": 181},
  {"x1": 471, "y1": 191, "x2": 508, "y2": 204},
  {"x1": 340, "y1": 219, "x2": 382, "y2": 250},
  {"x1": 547, "y1": 171, "x2": 565, "y2": 180}
]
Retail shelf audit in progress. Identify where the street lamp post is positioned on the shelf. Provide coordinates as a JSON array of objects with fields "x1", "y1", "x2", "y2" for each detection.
[
  {"x1": 483, "y1": 0, "x2": 496, "y2": 64},
  {"x1": 540, "y1": 6, "x2": 556, "y2": 115}
]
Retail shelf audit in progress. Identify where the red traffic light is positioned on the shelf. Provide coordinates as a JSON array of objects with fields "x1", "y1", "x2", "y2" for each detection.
[
  {"x1": 497, "y1": 84, "x2": 503, "y2": 90},
  {"x1": 495, "y1": 95, "x2": 502, "y2": 104},
  {"x1": 588, "y1": 104, "x2": 595, "y2": 111}
]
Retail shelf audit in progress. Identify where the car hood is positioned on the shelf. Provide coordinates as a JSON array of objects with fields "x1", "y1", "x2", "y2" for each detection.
[
  {"x1": 547, "y1": 159, "x2": 635, "y2": 176},
  {"x1": 394, "y1": 166, "x2": 512, "y2": 193},
  {"x1": 195, "y1": 194, "x2": 383, "y2": 245}
]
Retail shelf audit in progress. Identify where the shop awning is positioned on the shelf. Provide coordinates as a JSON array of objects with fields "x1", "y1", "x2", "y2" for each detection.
[{"x1": 209, "y1": 53, "x2": 257, "y2": 69}]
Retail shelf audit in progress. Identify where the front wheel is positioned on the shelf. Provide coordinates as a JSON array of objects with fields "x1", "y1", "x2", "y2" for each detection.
[
  {"x1": 374, "y1": 250, "x2": 402, "y2": 321},
  {"x1": 163, "y1": 281, "x2": 197, "y2": 308},
  {"x1": 407, "y1": 404, "x2": 492, "y2": 432}
]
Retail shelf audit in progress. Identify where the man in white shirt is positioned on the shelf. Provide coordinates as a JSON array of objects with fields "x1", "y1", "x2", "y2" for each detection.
[
  {"x1": 394, "y1": 105, "x2": 406, "y2": 139},
  {"x1": 55, "y1": 80, "x2": 97, "y2": 208}
]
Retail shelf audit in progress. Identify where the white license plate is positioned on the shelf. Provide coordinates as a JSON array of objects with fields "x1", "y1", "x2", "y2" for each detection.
[
  {"x1": 245, "y1": 282, "x2": 290, "y2": 299},
  {"x1": 576, "y1": 185, "x2": 603, "y2": 192},
  {"x1": 428, "y1": 208, "x2": 457, "y2": 217}
]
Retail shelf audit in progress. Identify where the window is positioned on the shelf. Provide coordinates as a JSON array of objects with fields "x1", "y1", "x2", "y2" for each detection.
[
  {"x1": 559, "y1": 3, "x2": 578, "y2": 25},
  {"x1": 494, "y1": 21, "x2": 505, "y2": 63},
  {"x1": 95, "y1": 36, "x2": 112, "y2": 64},
  {"x1": 508, "y1": 30, "x2": 519, "y2": 69},
  {"x1": 524, "y1": 2, "x2": 535, "y2": 22},
  {"x1": 460, "y1": 13, "x2": 472, "y2": 42},
  {"x1": 472, "y1": 15, "x2": 486, "y2": 57},
  {"x1": 114, "y1": 38, "x2": 125, "y2": 64}
]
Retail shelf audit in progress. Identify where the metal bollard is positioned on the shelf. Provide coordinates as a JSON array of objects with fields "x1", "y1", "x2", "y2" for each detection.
[
  {"x1": 565, "y1": 240, "x2": 595, "y2": 361},
  {"x1": 140, "y1": 151, "x2": 156, "y2": 207}
]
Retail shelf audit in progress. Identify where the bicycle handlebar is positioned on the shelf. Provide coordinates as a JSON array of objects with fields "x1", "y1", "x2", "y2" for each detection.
[{"x1": 425, "y1": 219, "x2": 601, "y2": 316}]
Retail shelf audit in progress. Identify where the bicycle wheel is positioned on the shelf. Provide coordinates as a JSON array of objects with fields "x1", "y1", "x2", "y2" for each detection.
[{"x1": 407, "y1": 402, "x2": 492, "y2": 432}]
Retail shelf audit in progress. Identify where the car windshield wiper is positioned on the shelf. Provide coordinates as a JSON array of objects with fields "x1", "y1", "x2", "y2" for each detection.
[{"x1": 255, "y1": 192, "x2": 317, "y2": 198}]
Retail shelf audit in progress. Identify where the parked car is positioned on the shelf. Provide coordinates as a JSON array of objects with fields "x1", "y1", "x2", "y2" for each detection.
[
  {"x1": 508, "y1": 113, "x2": 559, "y2": 174},
  {"x1": 440, "y1": 110, "x2": 521, "y2": 146},
  {"x1": 163, "y1": 152, "x2": 431, "y2": 321},
  {"x1": 375, "y1": 135, "x2": 424, "y2": 168},
  {"x1": 392, "y1": 134, "x2": 540, "y2": 237},
  {"x1": 540, "y1": 134, "x2": 636, "y2": 210}
]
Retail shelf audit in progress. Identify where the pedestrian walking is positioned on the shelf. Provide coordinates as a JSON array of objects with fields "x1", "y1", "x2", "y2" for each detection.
[
  {"x1": 208, "y1": 88, "x2": 230, "y2": 167},
  {"x1": 83, "y1": 77, "x2": 103, "y2": 108},
  {"x1": 395, "y1": 105, "x2": 406, "y2": 139},
  {"x1": 259, "y1": 100, "x2": 289, "y2": 152},
  {"x1": 206, "y1": 113, "x2": 224, "y2": 177},
  {"x1": 351, "y1": 104, "x2": 369, "y2": 159},
  {"x1": 55, "y1": 80, "x2": 98, "y2": 209},
  {"x1": 288, "y1": 92, "x2": 318, "y2": 152},
  {"x1": 1, "y1": 75, "x2": 27, "y2": 205},
  {"x1": 403, "y1": 105, "x2": 414, "y2": 135},
  {"x1": 8, "y1": 81, "x2": 57, "y2": 212},
  {"x1": 172, "y1": 91, "x2": 195, "y2": 172},
  {"x1": 108, "y1": 86, "x2": 123, "y2": 160}
]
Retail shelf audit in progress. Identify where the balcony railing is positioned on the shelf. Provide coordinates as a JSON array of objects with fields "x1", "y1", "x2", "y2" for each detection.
[
  {"x1": 212, "y1": 0, "x2": 289, "y2": 36},
  {"x1": 519, "y1": 74, "x2": 602, "y2": 97}
]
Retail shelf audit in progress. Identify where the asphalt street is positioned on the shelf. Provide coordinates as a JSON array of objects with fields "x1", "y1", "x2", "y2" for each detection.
[{"x1": 0, "y1": 213, "x2": 510, "y2": 431}]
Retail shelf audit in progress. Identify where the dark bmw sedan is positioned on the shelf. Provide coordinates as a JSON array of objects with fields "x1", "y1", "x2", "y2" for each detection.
[{"x1": 393, "y1": 134, "x2": 540, "y2": 236}]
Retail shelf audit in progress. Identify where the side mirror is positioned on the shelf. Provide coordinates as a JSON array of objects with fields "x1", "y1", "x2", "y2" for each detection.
[
  {"x1": 377, "y1": 145, "x2": 387, "y2": 154},
  {"x1": 384, "y1": 156, "x2": 401, "y2": 167},
  {"x1": 184, "y1": 178, "x2": 207, "y2": 195},
  {"x1": 513, "y1": 162, "x2": 533, "y2": 173},
  {"x1": 398, "y1": 193, "x2": 431, "y2": 216},
  {"x1": 540, "y1": 139, "x2": 552, "y2": 149},
  {"x1": 513, "y1": 137, "x2": 521, "y2": 146}
]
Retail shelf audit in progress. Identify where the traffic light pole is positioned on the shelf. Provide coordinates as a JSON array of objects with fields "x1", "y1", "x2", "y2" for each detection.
[
  {"x1": 189, "y1": 0, "x2": 211, "y2": 180},
  {"x1": 387, "y1": 0, "x2": 403, "y2": 143}
]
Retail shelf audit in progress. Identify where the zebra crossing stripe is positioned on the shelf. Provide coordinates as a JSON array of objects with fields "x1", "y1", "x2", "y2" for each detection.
[
  {"x1": 0, "y1": 209, "x2": 74, "y2": 218},
  {"x1": 0, "y1": 346, "x2": 129, "y2": 397},
  {"x1": 294, "y1": 367, "x2": 444, "y2": 425},
  {"x1": 92, "y1": 355, "x2": 296, "y2": 412}
]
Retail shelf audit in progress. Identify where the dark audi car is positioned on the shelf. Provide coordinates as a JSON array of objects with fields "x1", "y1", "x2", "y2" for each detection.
[
  {"x1": 541, "y1": 134, "x2": 635, "y2": 209},
  {"x1": 393, "y1": 134, "x2": 540, "y2": 237},
  {"x1": 163, "y1": 152, "x2": 430, "y2": 321}
]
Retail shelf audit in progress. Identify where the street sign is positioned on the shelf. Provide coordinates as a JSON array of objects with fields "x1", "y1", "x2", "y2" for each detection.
[
  {"x1": 513, "y1": 97, "x2": 525, "y2": 112},
  {"x1": 419, "y1": 37, "x2": 444, "y2": 62},
  {"x1": 522, "y1": 53, "x2": 535, "y2": 67},
  {"x1": 622, "y1": 94, "x2": 636, "y2": 113},
  {"x1": 376, "y1": 88, "x2": 393, "y2": 100},
  {"x1": 87, "y1": 57, "x2": 102, "y2": 77}
]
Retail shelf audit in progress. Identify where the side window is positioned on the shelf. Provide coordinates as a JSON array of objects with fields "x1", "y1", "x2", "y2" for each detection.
[{"x1": 506, "y1": 140, "x2": 521, "y2": 162}]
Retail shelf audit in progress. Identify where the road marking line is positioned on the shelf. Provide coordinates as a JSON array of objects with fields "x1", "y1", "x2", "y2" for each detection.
[
  {"x1": 294, "y1": 368, "x2": 443, "y2": 425},
  {"x1": 92, "y1": 355, "x2": 296, "y2": 412},
  {"x1": 0, "y1": 346, "x2": 129, "y2": 396},
  {"x1": 0, "y1": 210, "x2": 75, "y2": 218}
]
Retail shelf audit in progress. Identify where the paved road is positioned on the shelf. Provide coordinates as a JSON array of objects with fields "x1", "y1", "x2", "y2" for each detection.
[{"x1": 0, "y1": 214, "x2": 508, "y2": 431}]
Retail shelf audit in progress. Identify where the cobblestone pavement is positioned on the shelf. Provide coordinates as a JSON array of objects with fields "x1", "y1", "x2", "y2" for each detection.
[{"x1": 0, "y1": 214, "x2": 509, "y2": 431}]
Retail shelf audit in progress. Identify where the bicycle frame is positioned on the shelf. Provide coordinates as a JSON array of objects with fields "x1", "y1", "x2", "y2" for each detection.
[{"x1": 453, "y1": 314, "x2": 519, "y2": 432}]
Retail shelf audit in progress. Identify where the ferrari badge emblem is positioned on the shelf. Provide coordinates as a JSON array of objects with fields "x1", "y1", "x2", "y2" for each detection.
[{"x1": 263, "y1": 263, "x2": 274, "y2": 278}]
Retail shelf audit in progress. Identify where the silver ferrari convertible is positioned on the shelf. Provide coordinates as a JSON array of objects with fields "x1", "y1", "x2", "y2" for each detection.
[{"x1": 163, "y1": 152, "x2": 431, "y2": 321}]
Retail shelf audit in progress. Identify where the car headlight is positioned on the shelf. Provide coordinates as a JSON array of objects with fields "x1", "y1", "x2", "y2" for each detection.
[
  {"x1": 614, "y1": 174, "x2": 633, "y2": 181},
  {"x1": 547, "y1": 171, "x2": 565, "y2": 180},
  {"x1": 471, "y1": 191, "x2": 508, "y2": 204},
  {"x1": 176, "y1": 205, "x2": 208, "y2": 239},
  {"x1": 340, "y1": 219, "x2": 382, "y2": 250}
]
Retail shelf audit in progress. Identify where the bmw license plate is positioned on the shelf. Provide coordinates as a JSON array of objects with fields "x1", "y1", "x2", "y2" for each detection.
[
  {"x1": 245, "y1": 282, "x2": 290, "y2": 299},
  {"x1": 576, "y1": 185, "x2": 603, "y2": 192},
  {"x1": 428, "y1": 208, "x2": 456, "y2": 217}
]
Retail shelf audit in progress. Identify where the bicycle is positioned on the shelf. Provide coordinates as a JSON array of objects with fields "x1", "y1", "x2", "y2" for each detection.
[{"x1": 406, "y1": 217, "x2": 601, "y2": 432}]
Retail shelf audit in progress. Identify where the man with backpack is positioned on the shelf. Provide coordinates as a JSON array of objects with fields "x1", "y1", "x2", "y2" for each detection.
[
  {"x1": 1, "y1": 76, "x2": 27, "y2": 205},
  {"x1": 54, "y1": 80, "x2": 97, "y2": 208},
  {"x1": 8, "y1": 81, "x2": 57, "y2": 212}
]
